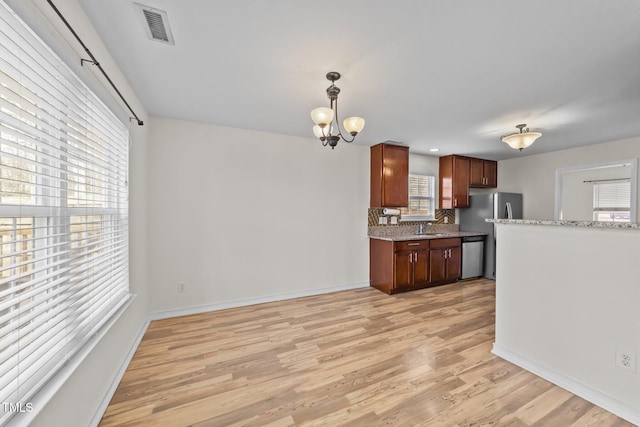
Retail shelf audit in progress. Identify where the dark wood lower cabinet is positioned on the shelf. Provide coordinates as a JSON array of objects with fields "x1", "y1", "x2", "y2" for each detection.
[
  {"x1": 395, "y1": 240, "x2": 429, "y2": 291},
  {"x1": 370, "y1": 237, "x2": 461, "y2": 294},
  {"x1": 428, "y1": 238, "x2": 462, "y2": 284}
]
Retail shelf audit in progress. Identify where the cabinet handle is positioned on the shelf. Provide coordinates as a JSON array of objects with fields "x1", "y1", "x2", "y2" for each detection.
[
  {"x1": 454, "y1": 198, "x2": 457, "y2": 207},
  {"x1": 409, "y1": 252, "x2": 412, "y2": 263},
  {"x1": 407, "y1": 243, "x2": 420, "y2": 246},
  {"x1": 448, "y1": 248, "x2": 452, "y2": 258},
  {"x1": 414, "y1": 252, "x2": 418, "y2": 262}
]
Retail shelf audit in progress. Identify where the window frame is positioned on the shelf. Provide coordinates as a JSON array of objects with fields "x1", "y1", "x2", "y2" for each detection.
[
  {"x1": 400, "y1": 173, "x2": 436, "y2": 221},
  {"x1": 592, "y1": 179, "x2": 631, "y2": 222},
  {"x1": 0, "y1": 1, "x2": 131, "y2": 424},
  {"x1": 554, "y1": 159, "x2": 638, "y2": 222}
]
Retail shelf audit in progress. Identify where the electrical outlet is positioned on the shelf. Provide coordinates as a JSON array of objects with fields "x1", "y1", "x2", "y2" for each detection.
[
  {"x1": 379, "y1": 217, "x2": 388, "y2": 225},
  {"x1": 178, "y1": 282, "x2": 186, "y2": 293},
  {"x1": 616, "y1": 348, "x2": 636, "y2": 372}
]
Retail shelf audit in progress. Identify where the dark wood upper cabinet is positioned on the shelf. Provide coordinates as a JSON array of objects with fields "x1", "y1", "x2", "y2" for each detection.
[
  {"x1": 370, "y1": 143, "x2": 409, "y2": 208},
  {"x1": 469, "y1": 158, "x2": 484, "y2": 186},
  {"x1": 483, "y1": 160, "x2": 497, "y2": 187},
  {"x1": 440, "y1": 155, "x2": 498, "y2": 209},
  {"x1": 439, "y1": 155, "x2": 470, "y2": 209},
  {"x1": 470, "y1": 158, "x2": 497, "y2": 188}
]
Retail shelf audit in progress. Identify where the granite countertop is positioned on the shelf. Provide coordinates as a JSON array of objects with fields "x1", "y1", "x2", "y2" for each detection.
[
  {"x1": 368, "y1": 231, "x2": 488, "y2": 242},
  {"x1": 369, "y1": 231, "x2": 488, "y2": 242},
  {"x1": 487, "y1": 218, "x2": 640, "y2": 229}
]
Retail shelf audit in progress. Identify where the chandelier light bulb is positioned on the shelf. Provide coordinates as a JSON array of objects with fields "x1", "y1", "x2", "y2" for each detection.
[
  {"x1": 343, "y1": 117, "x2": 365, "y2": 135},
  {"x1": 312, "y1": 125, "x2": 326, "y2": 139},
  {"x1": 310, "y1": 107, "x2": 334, "y2": 126}
]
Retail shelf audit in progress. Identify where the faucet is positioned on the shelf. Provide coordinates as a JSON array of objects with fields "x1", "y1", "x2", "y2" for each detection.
[{"x1": 418, "y1": 222, "x2": 433, "y2": 234}]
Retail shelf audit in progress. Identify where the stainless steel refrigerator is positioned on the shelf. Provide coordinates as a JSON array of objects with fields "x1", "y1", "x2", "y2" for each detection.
[{"x1": 458, "y1": 192, "x2": 523, "y2": 280}]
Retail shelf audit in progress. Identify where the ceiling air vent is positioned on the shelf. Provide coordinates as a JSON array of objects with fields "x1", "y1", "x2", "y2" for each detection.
[{"x1": 134, "y1": 3, "x2": 174, "y2": 45}]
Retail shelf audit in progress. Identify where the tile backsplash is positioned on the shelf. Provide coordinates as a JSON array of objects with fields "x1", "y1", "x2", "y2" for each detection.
[{"x1": 367, "y1": 208, "x2": 455, "y2": 227}]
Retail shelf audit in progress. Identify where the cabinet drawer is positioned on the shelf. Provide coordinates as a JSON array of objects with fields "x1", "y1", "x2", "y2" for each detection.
[
  {"x1": 429, "y1": 238, "x2": 461, "y2": 249},
  {"x1": 395, "y1": 240, "x2": 429, "y2": 251}
]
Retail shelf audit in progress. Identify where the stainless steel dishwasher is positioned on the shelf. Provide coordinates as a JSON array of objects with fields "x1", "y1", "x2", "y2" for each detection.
[{"x1": 461, "y1": 236, "x2": 484, "y2": 279}]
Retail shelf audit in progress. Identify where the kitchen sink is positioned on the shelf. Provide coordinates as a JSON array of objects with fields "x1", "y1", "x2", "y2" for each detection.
[{"x1": 414, "y1": 233, "x2": 448, "y2": 237}]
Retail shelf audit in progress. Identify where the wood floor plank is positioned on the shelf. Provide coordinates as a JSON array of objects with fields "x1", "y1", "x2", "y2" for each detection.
[
  {"x1": 99, "y1": 279, "x2": 634, "y2": 426},
  {"x1": 511, "y1": 384, "x2": 574, "y2": 425}
]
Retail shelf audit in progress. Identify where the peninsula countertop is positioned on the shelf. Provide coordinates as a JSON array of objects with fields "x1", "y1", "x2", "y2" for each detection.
[{"x1": 486, "y1": 219, "x2": 640, "y2": 229}]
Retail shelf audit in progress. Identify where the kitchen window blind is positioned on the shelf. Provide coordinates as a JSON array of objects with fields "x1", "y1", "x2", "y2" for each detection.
[
  {"x1": 0, "y1": 1, "x2": 130, "y2": 423},
  {"x1": 593, "y1": 180, "x2": 631, "y2": 222},
  {"x1": 401, "y1": 174, "x2": 435, "y2": 220}
]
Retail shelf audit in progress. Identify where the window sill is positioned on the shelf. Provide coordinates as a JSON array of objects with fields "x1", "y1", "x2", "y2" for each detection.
[
  {"x1": 400, "y1": 216, "x2": 436, "y2": 222},
  {"x1": 5, "y1": 294, "x2": 135, "y2": 427}
]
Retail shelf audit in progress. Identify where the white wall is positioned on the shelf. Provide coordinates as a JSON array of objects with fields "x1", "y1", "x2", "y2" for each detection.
[
  {"x1": 493, "y1": 223, "x2": 640, "y2": 424},
  {"x1": 147, "y1": 117, "x2": 370, "y2": 313},
  {"x1": 561, "y1": 166, "x2": 631, "y2": 221},
  {"x1": 409, "y1": 152, "x2": 439, "y2": 175},
  {"x1": 498, "y1": 136, "x2": 640, "y2": 219},
  {"x1": 5, "y1": 1, "x2": 151, "y2": 426}
]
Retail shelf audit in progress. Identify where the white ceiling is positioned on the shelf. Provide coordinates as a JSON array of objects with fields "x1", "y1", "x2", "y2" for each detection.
[{"x1": 77, "y1": 0, "x2": 640, "y2": 160}]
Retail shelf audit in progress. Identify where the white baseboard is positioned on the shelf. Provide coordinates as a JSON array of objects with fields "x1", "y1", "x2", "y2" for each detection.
[
  {"x1": 492, "y1": 343, "x2": 640, "y2": 426},
  {"x1": 149, "y1": 281, "x2": 370, "y2": 321},
  {"x1": 89, "y1": 317, "x2": 151, "y2": 427}
]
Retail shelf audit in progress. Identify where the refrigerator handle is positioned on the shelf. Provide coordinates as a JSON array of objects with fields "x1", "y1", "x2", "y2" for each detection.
[{"x1": 505, "y1": 202, "x2": 513, "y2": 219}]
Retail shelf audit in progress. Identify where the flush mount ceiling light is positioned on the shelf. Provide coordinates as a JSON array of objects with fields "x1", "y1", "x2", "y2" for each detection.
[
  {"x1": 310, "y1": 72, "x2": 365, "y2": 149},
  {"x1": 501, "y1": 124, "x2": 542, "y2": 151}
]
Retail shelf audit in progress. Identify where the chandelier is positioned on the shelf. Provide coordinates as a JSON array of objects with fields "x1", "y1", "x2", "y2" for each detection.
[
  {"x1": 310, "y1": 72, "x2": 365, "y2": 149},
  {"x1": 501, "y1": 124, "x2": 542, "y2": 151}
]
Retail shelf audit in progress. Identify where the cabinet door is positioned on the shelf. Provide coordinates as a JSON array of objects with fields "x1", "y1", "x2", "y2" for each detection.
[
  {"x1": 469, "y1": 158, "x2": 485, "y2": 186},
  {"x1": 428, "y1": 248, "x2": 447, "y2": 283},
  {"x1": 484, "y1": 160, "x2": 497, "y2": 187},
  {"x1": 394, "y1": 250, "x2": 413, "y2": 289},
  {"x1": 413, "y1": 249, "x2": 428, "y2": 286},
  {"x1": 446, "y1": 246, "x2": 462, "y2": 280},
  {"x1": 439, "y1": 156, "x2": 454, "y2": 209},
  {"x1": 371, "y1": 143, "x2": 409, "y2": 208},
  {"x1": 382, "y1": 144, "x2": 409, "y2": 207},
  {"x1": 452, "y1": 156, "x2": 470, "y2": 208},
  {"x1": 469, "y1": 158, "x2": 498, "y2": 188}
]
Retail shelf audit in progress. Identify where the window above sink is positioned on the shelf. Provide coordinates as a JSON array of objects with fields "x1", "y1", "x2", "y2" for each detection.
[{"x1": 401, "y1": 174, "x2": 436, "y2": 221}]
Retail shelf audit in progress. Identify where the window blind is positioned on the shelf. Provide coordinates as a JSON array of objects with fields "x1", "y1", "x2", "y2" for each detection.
[
  {"x1": 593, "y1": 180, "x2": 631, "y2": 210},
  {"x1": 0, "y1": 1, "x2": 130, "y2": 422},
  {"x1": 402, "y1": 174, "x2": 436, "y2": 219},
  {"x1": 593, "y1": 180, "x2": 631, "y2": 222}
]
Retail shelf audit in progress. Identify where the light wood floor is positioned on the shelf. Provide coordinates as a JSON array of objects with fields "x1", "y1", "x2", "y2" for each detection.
[{"x1": 100, "y1": 279, "x2": 633, "y2": 426}]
